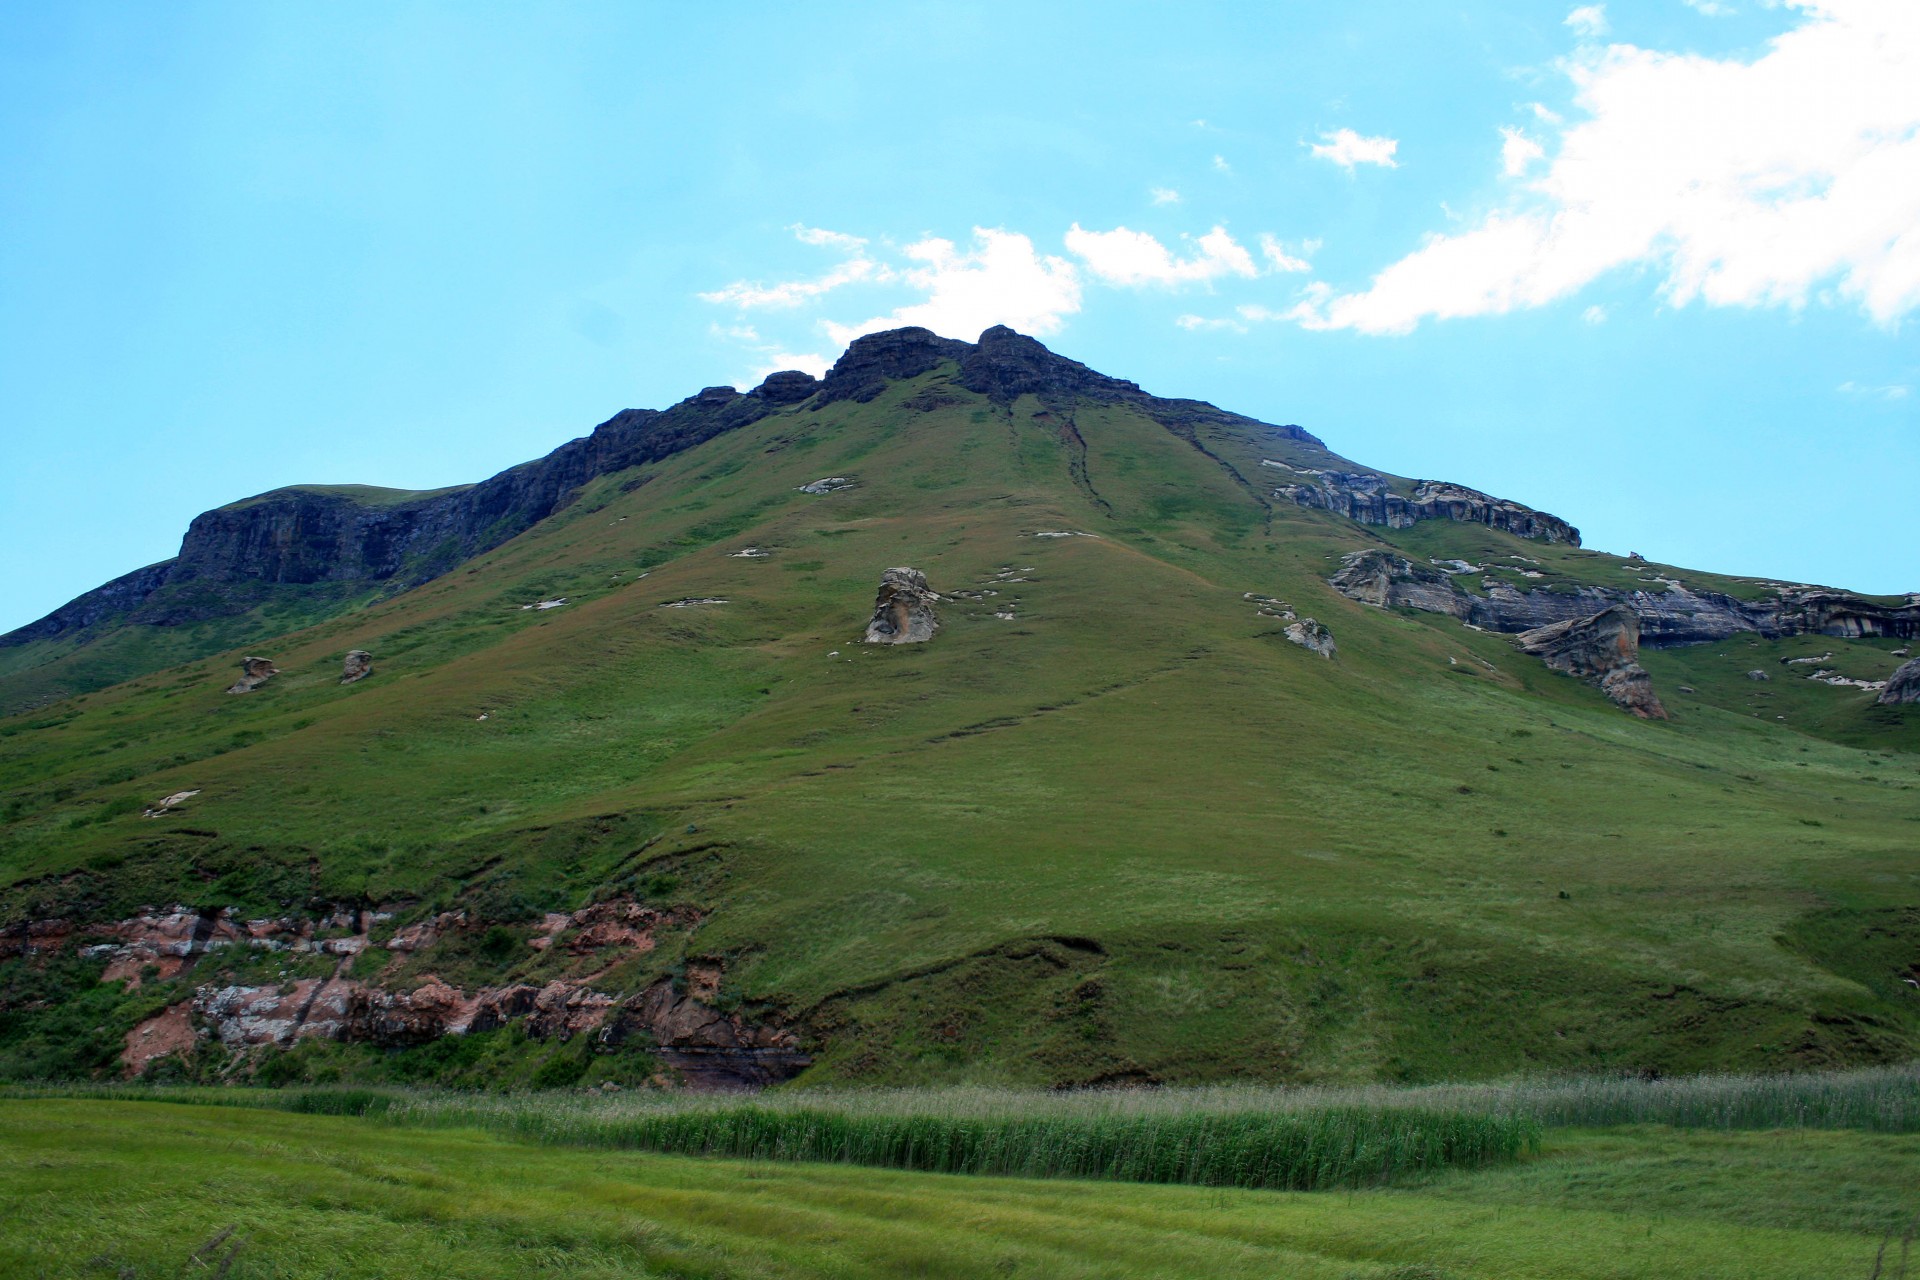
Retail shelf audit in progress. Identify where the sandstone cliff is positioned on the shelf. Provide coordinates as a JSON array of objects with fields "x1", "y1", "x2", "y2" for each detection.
[
  {"x1": 1330, "y1": 550, "x2": 1920, "y2": 647},
  {"x1": 1273, "y1": 470, "x2": 1579, "y2": 544}
]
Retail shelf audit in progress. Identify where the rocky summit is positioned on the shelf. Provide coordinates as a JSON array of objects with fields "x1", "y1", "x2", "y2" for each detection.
[{"x1": 0, "y1": 326, "x2": 1915, "y2": 1093}]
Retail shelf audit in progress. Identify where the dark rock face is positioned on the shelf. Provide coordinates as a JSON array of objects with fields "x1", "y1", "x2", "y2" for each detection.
[
  {"x1": 5, "y1": 386, "x2": 779, "y2": 648},
  {"x1": 1275, "y1": 472, "x2": 1579, "y2": 544},
  {"x1": 753, "y1": 369, "x2": 820, "y2": 404},
  {"x1": 1329, "y1": 550, "x2": 1920, "y2": 647},
  {"x1": 1519, "y1": 606, "x2": 1667, "y2": 719},
  {"x1": 864, "y1": 567, "x2": 939, "y2": 644},
  {"x1": 1880, "y1": 657, "x2": 1920, "y2": 706},
  {"x1": 340, "y1": 650, "x2": 372, "y2": 684},
  {"x1": 225, "y1": 656, "x2": 278, "y2": 694},
  {"x1": 815, "y1": 325, "x2": 1324, "y2": 447}
]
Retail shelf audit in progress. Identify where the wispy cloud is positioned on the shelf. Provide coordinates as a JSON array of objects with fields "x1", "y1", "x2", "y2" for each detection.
[
  {"x1": 700, "y1": 225, "x2": 890, "y2": 309},
  {"x1": 1309, "y1": 128, "x2": 1400, "y2": 171},
  {"x1": 1066, "y1": 224, "x2": 1258, "y2": 286},
  {"x1": 1150, "y1": 187, "x2": 1182, "y2": 205},
  {"x1": 1565, "y1": 5, "x2": 1608, "y2": 38},
  {"x1": 1259, "y1": 233, "x2": 1313, "y2": 273},
  {"x1": 1838, "y1": 379, "x2": 1910, "y2": 402}
]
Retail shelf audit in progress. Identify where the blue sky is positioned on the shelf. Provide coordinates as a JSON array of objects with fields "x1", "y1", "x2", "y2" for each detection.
[{"x1": 2, "y1": 1, "x2": 1915, "y2": 634}]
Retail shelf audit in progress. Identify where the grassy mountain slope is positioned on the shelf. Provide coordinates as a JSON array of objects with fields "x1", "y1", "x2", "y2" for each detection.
[{"x1": 2, "y1": 346, "x2": 1915, "y2": 1087}]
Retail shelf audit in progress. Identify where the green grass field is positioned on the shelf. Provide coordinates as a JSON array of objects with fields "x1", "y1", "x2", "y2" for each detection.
[{"x1": 1, "y1": 1096, "x2": 1911, "y2": 1278}]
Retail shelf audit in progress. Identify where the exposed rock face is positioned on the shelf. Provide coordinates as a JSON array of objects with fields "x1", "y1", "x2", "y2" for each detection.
[
  {"x1": 814, "y1": 326, "x2": 1324, "y2": 447},
  {"x1": 141, "y1": 789, "x2": 200, "y2": 818},
  {"x1": 1880, "y1": 657, "x2": 1920, "y2": 706},
  {"x1": 864, "y1": 567, "x2": 940, "y2": 644},
  {"x1": 1283, "y1": 618, "x2": 1337, "y2": 658},
  {"x1": 72, "y1": 896, "x2": 802, "y2": 1088},
  {"x1": 1276, "y1": 472, "x2": 1580, "y2": 544},
  {"x1": 752, "y1": 369, "x2": 820, "y2": 404},
  {"x1": 340, "y1": 650, "x2": 372, "y2": 684},
  {"x1": 123, "y1": 1001, "x2": 197, "y2": 1076},
  {"x1": 3, "y1": 384, "x2": 789, "y2": 652},
  {"x1": 225, "y1": 656, "x2": 278, "y2": 694},
  {"x1": 1519, "y1": 605, "x2": 1667, "y2": 719},
  {"x1": 607, "y1": 970, "x2": 811, "y2": 1090},
  {"x1": 1329, "y1": 549, "x2": 1920, "y2": 648},
  {"x1": 1747, "y1": 669, "x2": 1771, "y2": 681}
]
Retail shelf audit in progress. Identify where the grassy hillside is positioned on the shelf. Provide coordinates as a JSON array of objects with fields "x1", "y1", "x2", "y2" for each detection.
[{"x1": 2, "y1": 358, "x2": 1915, "y2": 1085}]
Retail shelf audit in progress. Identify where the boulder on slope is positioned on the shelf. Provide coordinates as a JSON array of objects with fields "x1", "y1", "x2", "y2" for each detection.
[
  {"x1": 1518, "y1": 605, "x2": 1667, "y2": 719},
  {"x1": 225, "y1": 656, "x2": 278, "y2": 694},
  {"x1": 1879, "y1": 657, "x2": 1920, "y2": 706},
  {"x1": 1283, "y1": 618, "x2": 1337, "y2": 659},
  {"x1": 864, "y1": 567, "x2": 940, "y2": 645}
]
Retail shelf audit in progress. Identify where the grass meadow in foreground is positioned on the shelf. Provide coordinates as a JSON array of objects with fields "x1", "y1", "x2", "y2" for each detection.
[
  {"x1": 10, "y1": 1063, "x2": 1915, "y2": 1194},
  {"x1": 0, "y1": 1098, "x2": 1912, "y2": 1279}
]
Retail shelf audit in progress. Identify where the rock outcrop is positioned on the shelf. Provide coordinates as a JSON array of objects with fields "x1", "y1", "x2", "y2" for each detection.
[
  {"x1": 1283, "y1": 618, "x2": 1337, "y2": 658},
  {"x1": 1880, "y1": 657, "x2": 1920, "y2": 706},
  {"x1": 1329, "y1": 550, "x2": 1920, "y2": 648},
  {"x1": 340, "y1": 650, "x2": 372, "y2": 684},
  {"x1": 225, "y1": 656, "x2": 278, "y2": 694},
  {"x1": 1518, "y1": 605, "x2": 1667, "y2": 719},
  {"x1": 65, "y1": 897, "x2": 806, "y2": 1088},
  {"x1": 864, "y1": 568, "x2": 940, "y2": 644},
  {"x1": 1275, "y1": 472, "x2": 1580, "y2": 544},
  {"x1": 2, "y1": 381, "x2": 795, "y2": 653}
]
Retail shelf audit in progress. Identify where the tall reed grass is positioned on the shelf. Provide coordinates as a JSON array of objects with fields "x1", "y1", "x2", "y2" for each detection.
[
  {"x1": 10, "y1": 1062, "x2": 1916, "y2": 1191},
  {"x1": 389, "y1": 1096, "x2": 1535, "y2": 1190}
]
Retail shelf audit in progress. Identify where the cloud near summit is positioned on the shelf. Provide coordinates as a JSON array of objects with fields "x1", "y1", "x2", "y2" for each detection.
[{"x1": 701, "y1": 222, "x2": 1291, "y2": 351}]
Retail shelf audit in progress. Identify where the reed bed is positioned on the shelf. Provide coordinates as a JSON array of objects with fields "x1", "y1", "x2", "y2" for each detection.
[
  {"x1": 10, "y1": 1062, "x2": 1916, "y2": 1191},
  {"x1": 386, "y1": 1096, "x2": 1535, "y2": 1190}
]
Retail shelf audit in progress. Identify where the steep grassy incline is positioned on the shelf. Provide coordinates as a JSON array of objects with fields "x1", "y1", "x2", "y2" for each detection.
[{"x1": 1, "y1": 349, "x2": 1915, "y2": 1088}]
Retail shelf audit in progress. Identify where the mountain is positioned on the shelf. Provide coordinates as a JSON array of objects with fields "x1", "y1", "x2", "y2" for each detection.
[{"x1": 1, "y1": 325, "x2": 1916, "y2": 1090}]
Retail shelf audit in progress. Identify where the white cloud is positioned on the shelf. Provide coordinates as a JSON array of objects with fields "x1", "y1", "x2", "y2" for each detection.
[
  {"x1": 1529, "y1": 101, "x2": 1565, "y2": 125},
  {"x1": 1289, "y1": 2, "x2": 1920, "y2": 334},
  {"x1": 824, "y1": 228, "x2": 1083, "y2": 344},
  {"x1": 1838, "y1": 379, "x2": 1910, "y2": 401},
  {"x1": 1150, "y1": 187, "x2": 1182, "y2": 205},
  {"x1": 752, "y1": 351, "x2": 830, "y2": 381},
  {"x1": 1583, "y1": 304, "x2": 1608, "y2": 323},
  {"x1": 1500, "y1": 126, "x2": 1546, "y2": 176},
  {"x1": 701, "y1": 225, "x2": 891, "y2": 309},
  {"x1": 790, "y1": 224, "x2": 866, "y2": 251},
  {"x1": 1175, "y1": 313, "x2": 1246, "y2": 333},
  {"x1": 1683, "y1": 0, "x2": 1735, "y2": 14},
  {"x1": 1259, "y1": 233, "x2": 1313, "y2": 272},
  {"x1": 1309, "y1": 128, "x2": 1400, "y2": 170},
  {"x1": 1566, "y1": 5, "x2": 1609, "y2": 38},
  {"x1": 1212, "y1": 154, "x2": 1232, "y2": 173},
  {"x1": 1066, "y1": 224, "x2": 1259, "y2": 286}
]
